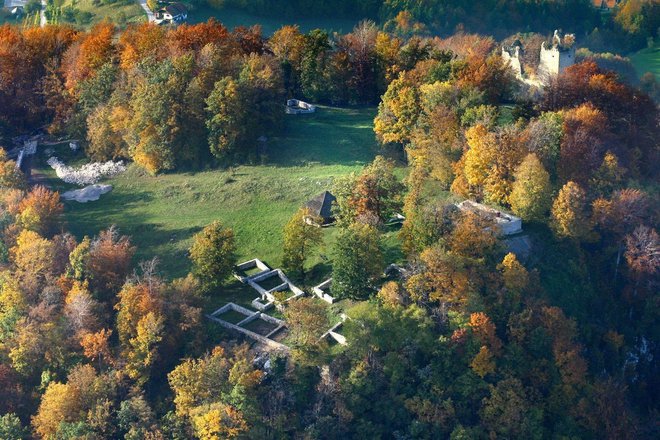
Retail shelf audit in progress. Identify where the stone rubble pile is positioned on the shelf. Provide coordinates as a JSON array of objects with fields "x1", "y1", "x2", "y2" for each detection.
[
  {"x1": 61, "y1": 184, "x2": 113, "y2": 203},
  {"x1": 47, "y1": 157, "x2": 126, "y2": 186}
]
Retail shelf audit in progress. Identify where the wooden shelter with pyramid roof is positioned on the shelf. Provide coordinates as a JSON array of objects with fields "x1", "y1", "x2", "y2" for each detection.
[{"x1": 304, "y1": 191, "x2": 336, "y2": 226}]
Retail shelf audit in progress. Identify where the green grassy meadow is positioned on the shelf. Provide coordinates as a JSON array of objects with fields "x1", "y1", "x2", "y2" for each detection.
[
  {"x1": 187, "y1": 4, "x2": 359, "y2": 35},
  {"x1": 51, "y1": 0, "x2": 146, "y2": 28},
  {"x1": 630, "y1": 44, "x2": 660, "y2": 80},
  {"x1": 38, "y1": 107, "x2": 404, "y2": 292}
]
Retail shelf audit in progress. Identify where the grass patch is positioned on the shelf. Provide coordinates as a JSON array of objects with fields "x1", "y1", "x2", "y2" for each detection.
[
  {"x1": 255, "y1": 275, "x2": 286, "y2": 292},
  {"x1": 188, "y1": 4, "x2": 360, "y2": 35},
  {"x1": 216, "y1": 309, "x2": 249, "y2": 325},
  {"x1": 42, "y1": 106, "x2": 385, "y2": 280},
  {"x1": 243, "y1": 318, "x2": 279, "y2": 336},
  {"x1": 49, "y1": 0, "x2": 146, "y2": 29},
  {"x1": 269, "y1": 327, "x2": 289, "y2": 342},
  {"x1": 630, "y1": 44, "x2": 660, "y2": 80}
]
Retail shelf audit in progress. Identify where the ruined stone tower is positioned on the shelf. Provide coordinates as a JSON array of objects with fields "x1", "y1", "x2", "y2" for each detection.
[
  {"x1": 538, "y1": 30, "x2": 575, "y2": 82},
  {"x1": 501, "y1": 40, "x2": 524, "y2": 79}
]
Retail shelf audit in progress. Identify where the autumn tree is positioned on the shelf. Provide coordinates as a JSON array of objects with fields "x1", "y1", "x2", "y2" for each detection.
[
  {"x1": 86, "y1": 104, "x2": 127, "y2": 161},
  {"x1": 498, "y1": 253, "x2": 529, "y2": 294},
  {"x1": 462, "y1": 124, "x2": 526, "y2": 205},
  {"x1": 269, "y1": 25, "x2": 305, "y2": 94},
  {"x1": 80, "y1": 328, "x2": 113, "y2": 370},
  {"x1": 17, "y1": 185, "x2": 63, "y2": 236},
  {"x1": 509, "y1": 153, "x2": 552, "y2": 221},
  {"x1": 624, "y1": 225, "x2": 659, "y2": 282},
  {"x1": 331, "y1": 222, "x2": 383, "y2": 300},
  {"x1": 189, "y1": 221, "x2": 236, "y2": 291},
  {"x1": 0, "y1": 150, "x2": 26, "y2": 190},
  {"x1": 168, "y1": 345, "x2": 262, "y2": 437},
  {"x1": 407, "y1": 246, "x2": 471, "y2": 307},
  {"x1": 558, "y1": 104, "x2": 608, "y2": 185},
  {"x1": 377, "y1": 280, "x2": 408, "y2": 308},
  {"x1": 125, "y1": 311, "x2": 164, "y2": 386},
  {"x1": 590, "y1": 151, "x2": 626, "y2": 197},
  {"x1": 469, "y1": 312, "x2": 502, "y2": 355},
  {"x1": 592, "y1": 188, "x2": 650, "y2": 279},
  {"x1": 282, "y1": 208, "x2": 323, "y2": 280},
  {"x1": 471, "y1": 345, "x2": 495, "y2": 378},
  {"x1": 88, "y1": 226, "x2": 135, "y2": 298},
  {"x1": 551, "y1": 181, "x2": 592, "y2": 240},
  {"x1": 448, "y1": 211, "x2": 498, "y2": 260},
  {"x1": 284, "y1": 297, "x2": 330, "y2": 364},
  {"x1": 64, "y1": 280, "x2": 100, "y2": 337},
  {"x1": 480, "y1": 378, "x2": 538, "y2": 438},
  {"x1": 10, "y1": 229, "x2": 56, "y2": 296},
  {"x1": 374, "y1": 74, "x2": 420, "y2": 147},
  {"x1": 32, "y1": 364, "x2": 116, "y2": 439},
  {"x1": 349, "y1": 155, "x2": 404, "y2": 223},
  {"x1": 205, "y1": 77, "x2": 246, "y2": 161}
]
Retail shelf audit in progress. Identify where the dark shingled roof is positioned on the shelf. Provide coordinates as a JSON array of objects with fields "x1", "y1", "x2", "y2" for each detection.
[
  {"x1": 305, "y1": 191, "x2": 336, "y2": 220},
  {"x1": 165, "y1": 2, "x2": 187, "y2": 16}
]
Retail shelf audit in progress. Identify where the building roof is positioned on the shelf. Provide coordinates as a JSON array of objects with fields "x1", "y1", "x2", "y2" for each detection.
[
  {"x1": 165, "y1": 2, "x2": 187, "y2": 16},
  {"x1": 305, "y1": 191, "x2": 336, "y2": 220},
  {"x1": 592, "y1": 0, "x2": 618, "y2": 9}
]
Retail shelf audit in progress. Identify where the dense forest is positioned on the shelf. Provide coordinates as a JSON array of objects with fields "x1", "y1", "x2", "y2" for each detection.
[
  {"x1": 0, "y1": 3, "x2": 659, "y2": 439},
  {"x1": 219, "y1": 0, "x2": 659, "y2": 52}
]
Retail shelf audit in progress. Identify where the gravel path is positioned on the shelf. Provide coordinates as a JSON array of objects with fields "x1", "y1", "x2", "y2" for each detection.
[{"x1": 137, "y1": 0, "x2": 155, "y2": 22}]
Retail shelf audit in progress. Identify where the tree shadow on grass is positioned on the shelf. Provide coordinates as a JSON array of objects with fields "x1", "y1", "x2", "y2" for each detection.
[
  {"x1": 63, "y1": 190, "x2": 205, "y2": 279},
  {"x1": 267, "y1": 106, "x2": 379, "y2": 167}
]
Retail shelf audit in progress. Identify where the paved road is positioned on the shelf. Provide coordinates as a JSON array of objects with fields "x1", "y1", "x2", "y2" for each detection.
[
  {"x1": 40, "y1": 0, "x2": 46, "y2": 27},
  {"x1": 137, "y1": 0, "x2": 156, "y2": 22}
]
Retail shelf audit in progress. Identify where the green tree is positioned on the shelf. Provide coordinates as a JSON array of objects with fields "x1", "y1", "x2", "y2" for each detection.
[
  {"x1": 282, "y1": 208, "x2": 323, "y2": 280},
  {"x1": 0, "y1": 413, "x2": 28, "y2": 440},
  {"x1": 509, "y1": 153, "x2": 552, "y2": 221},
  {"x1": 206, "y1": 77, "x2": 243, "y2": 160},
  {"x1": 189, "y1": 221, "x2": 237, "y2": 290},
  {"x1": 331, "y1": 222, "x2": 383, "y2": 300}
]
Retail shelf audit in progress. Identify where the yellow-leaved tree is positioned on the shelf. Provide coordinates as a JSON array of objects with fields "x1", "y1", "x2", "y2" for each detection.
[
  {"x1": 509, "y1": 153, "x2": 552, "y2": 221},
  {"x1": 551, "y1": 181, "x2": 592, "y2": 240}
]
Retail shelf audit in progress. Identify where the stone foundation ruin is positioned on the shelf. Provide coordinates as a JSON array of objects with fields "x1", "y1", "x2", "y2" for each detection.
[
  {"x1": 234, "y1": 259, "x2": 306, "y2": 311},
  {"x1": 457, "y1": 200, "x2": 522, "y2": 236},
  {"x1": 286, "y1": 99, "x2": 316, "y2": 114},
  {"x1": 321, "y1": 314, "x2": 348, "y2": 346},
  {"x1": 312, "y1": 278, "x2": 335, "y2": 304},
  {"x1": 207, "y1": 302, "x2": 289, "y2": 351}
]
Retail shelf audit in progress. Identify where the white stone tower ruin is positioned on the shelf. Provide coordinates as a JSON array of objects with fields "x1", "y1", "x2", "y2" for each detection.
[{"x1": 538, "y1": 30, "x2": 576, "y2": 82}]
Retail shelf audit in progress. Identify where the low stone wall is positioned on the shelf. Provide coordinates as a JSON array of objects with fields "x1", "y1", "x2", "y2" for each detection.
[
  {"x1": 248, "y1": 269, "x2": 305, "y2": 303},
  {"x1": 251, "y1": 297, "x2": 274, "y2": 311},
  {"x1": 312, "y1": 278, "x2": 335, "y2": 304},
  {"x1": 207, "y1": 302, "x2": 289, "y2": 351},
  {"x1": 456, "y1": 200, "x2": 522, "y2": 236},
  {"x1": 321, "y1": 320, "x2": 347, "y2": 345},
  {"x1": 234, "y1": 259, "x2": 271, "y2": 283},
  {"x1": 207, "y1": 314, "x2": 289, "y2": 351}
]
